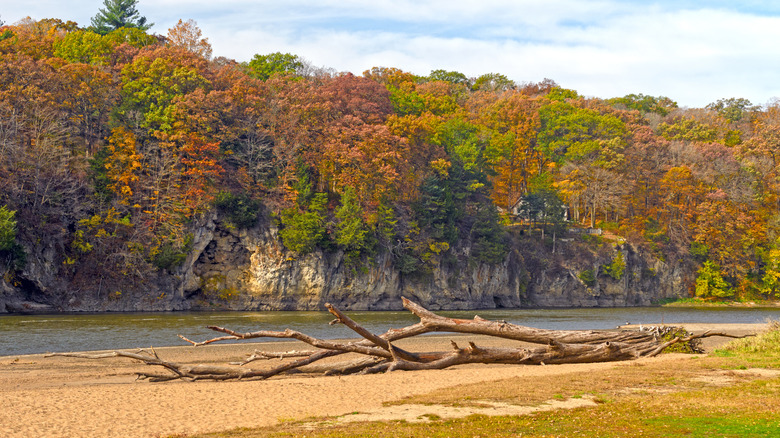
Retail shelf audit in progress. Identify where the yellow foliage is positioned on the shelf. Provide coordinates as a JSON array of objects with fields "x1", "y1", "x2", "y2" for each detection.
[
  {"x1": 430, "y1": 158, "x2": 451, "y2": 177},
  {"x1": 428, "y1": 241, "x2": 450, "y2": 254}
]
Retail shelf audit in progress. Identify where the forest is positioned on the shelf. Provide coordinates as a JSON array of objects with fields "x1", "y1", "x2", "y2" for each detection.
[{"x1": 0, "y1": 12, "x2": 778, "y2": 306}]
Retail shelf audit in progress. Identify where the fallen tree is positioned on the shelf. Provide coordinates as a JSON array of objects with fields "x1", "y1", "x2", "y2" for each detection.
[{"x1": 47, "y1": 297, "x2": 751, "y2": 381}]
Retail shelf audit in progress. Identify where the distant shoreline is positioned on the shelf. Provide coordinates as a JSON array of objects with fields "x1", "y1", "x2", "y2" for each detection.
[{"x1": 662, "y1": 299, "x2": 780, "y2": 309}]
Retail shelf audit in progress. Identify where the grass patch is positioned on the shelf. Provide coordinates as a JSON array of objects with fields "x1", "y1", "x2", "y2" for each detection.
[
  {"x1": 644, "y1": 415, "x2": 780, "y2": 437},
  {"x1": 712, "y1": 320, "x2": 780, "y2": 368},
  {"x1": 720, "y1": 320, "x2": 780, "y2": 355}
]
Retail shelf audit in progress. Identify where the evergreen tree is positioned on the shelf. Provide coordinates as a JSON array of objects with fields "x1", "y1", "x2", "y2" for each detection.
[
  {"x1": 0, "y1": 205, "x2": 16, "y2": 252},
  {"x1": 90, "y1": 0, "x2": 153, "y2": 35},
  {"x1": 335, "y1": 188, "x2": 373, "y2": 265}
]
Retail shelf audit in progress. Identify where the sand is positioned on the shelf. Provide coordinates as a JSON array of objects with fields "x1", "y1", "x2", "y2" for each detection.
[{"x1": 0, "y1": 323, "x2": 767, "y2": 438}]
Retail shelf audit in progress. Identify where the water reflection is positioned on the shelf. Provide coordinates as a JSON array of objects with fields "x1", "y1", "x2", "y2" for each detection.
[{"x1": 1, "y1": 306, "x2": 778, "y2": 356}]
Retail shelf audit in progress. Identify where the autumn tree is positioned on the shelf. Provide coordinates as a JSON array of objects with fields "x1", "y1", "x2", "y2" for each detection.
[
  {"x1": 468, "y1": 90, "x2": 541, "y2": 210},
  {"x1": 246, "y1": 52, "x2": 303, "y2": 80},
  {"x1": 428, "y1": 69, "x2": 469, "y2": 86},
  {"x1": 557, "y1": 163, "x2": 628, "y2": 228},
  {"x1": 740, "y1": 103, "x2": 780, "y2": 210},
  {"x1": 0, "y1": 18, "x2": 76, "y2": 59},
  {"x1": 706, "y1": 97, "x2": 757, "y2": 123},
  {"x1": 57, "y1": 63, "x2": 117, "y2": 153},
  {"x1": 166, "y1": 19, "x2": 212, "y2": 59},
  {"x1": 362, "y1": 66, "x2": 417, "y2": 88},
  {"x1": 53, "y1": 30, "x2": 114, "y2": 64},
  {"x1": 607, "y1": 94, "x2": 677, "y2": 116},
  {"x1": 472, "y1": 73, "x2": 515, "y2": 92},
  {"x1": 100, "y1": 127, "x2": 142, "y2": 205},
  {"x1": 655, "y1": 165, "x2": 704, "y2": 245},
  {"x1": 691, "y1": 189, "x2": 764, "y2": 283}
]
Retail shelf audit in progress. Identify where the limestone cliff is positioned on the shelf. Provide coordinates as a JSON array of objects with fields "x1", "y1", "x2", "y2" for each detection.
[
  {"x1": 175, "y1": 215, "x2": 689, "y2": 311},
  {"x1": 177, "y1": 215, "x2": 527, "y2": 311},
  {"x1": 0, "y1": 214, "x2": 690, "y2": 313}
]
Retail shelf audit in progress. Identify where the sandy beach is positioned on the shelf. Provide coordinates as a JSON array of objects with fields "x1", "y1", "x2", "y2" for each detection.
[{"x1": 0, "y1": 323, "x2": 766, "y2": 438}]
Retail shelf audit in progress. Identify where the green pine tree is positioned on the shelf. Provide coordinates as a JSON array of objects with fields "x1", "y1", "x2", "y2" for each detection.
[
  {"x1": 0, "y1": 205, "x2": 16, "y2": 252},
  {"x1": 335, "y1": 188, "x2": 373, "y2": 265},
  {"x1": 90, "y1": 0, "x2": 153, "y2": 35}
]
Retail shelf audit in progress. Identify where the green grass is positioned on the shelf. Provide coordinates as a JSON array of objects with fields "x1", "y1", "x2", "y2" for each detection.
[
  {"x1": 712, "y1": 320, "x2": 780, "y2": 368},
  {"x1": 644, "y1": 415, "x2": 780, "y2": 438}
]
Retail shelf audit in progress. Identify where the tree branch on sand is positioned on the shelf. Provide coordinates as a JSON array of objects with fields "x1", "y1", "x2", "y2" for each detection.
[{"x1": 46, "y1": 297, "x2": 752, "y2": 382}]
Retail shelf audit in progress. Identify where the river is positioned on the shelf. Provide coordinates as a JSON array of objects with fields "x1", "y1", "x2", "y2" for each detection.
[{"x1": 1, "y1": 306, "x2": 779, "y2": 356}]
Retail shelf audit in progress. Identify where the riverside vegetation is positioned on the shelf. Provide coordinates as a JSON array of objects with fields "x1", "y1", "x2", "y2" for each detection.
[{"x1": 3, "y1": 1, "x2": 780, "y2": 312}]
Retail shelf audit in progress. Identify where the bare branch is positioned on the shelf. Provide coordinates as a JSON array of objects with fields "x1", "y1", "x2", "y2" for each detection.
[{"x1": 47, "y1": 299, "x2": 756, "y2": 381}]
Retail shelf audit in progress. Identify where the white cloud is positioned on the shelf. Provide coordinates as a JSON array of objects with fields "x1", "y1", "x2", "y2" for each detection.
[{"x1": 3, "y1": 1, "x2": 780, "y2": 106}]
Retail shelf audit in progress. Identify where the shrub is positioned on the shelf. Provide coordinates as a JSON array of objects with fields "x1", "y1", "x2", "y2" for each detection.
[
  {"x1": 579, "y1": 269, "x2": 596, "y2": 287},
  {"x1": 215, "y1": 191, "x2": 261, "y2": 229},
  {"x1": 603, "y1": 254, "x2": 626, "y2": 280},
  {"x1": 151, "y1": 235, "x2": 193, "y2": 271},
  {"x1": 659, "y1": 327, "x2": 703, "y2": 354}
]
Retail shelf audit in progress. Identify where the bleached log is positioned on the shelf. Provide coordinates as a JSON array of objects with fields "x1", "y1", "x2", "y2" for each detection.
[{"x1": 46, "y1": 298, "x2": 753, "y2": 381}]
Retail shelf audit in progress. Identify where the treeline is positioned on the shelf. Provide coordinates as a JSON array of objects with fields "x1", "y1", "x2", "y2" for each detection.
[{"x1": 0, "y1": 16, "x2": 778, "y2": 301}]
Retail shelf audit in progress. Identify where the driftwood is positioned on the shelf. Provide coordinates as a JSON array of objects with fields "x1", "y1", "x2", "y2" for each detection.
[{"x1": 47, "y1": 297, "x2": 751, "y2": 381}]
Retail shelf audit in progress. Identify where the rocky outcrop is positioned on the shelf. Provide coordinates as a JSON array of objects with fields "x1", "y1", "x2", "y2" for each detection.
[
  {"x1": 525, "y1": 245, "x2": 691, "y2": 307},
  {"x1": 178, "y1": 216, "x2": 527, "y2": 311},
  {"x1": 176, "y1": 216, "x2": 687, "y2": 311},
  {"x1": 0, "y1": 214, "x2": 691, "y2": 313}
]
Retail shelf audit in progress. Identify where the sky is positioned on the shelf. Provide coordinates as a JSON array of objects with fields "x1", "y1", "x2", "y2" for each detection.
[{"x1": 2, "y1": 0, "x2": 780, "y2": 108}]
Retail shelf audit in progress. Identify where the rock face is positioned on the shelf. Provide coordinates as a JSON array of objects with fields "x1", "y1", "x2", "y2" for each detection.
[
  {"x1": 524, "y1": 245, "x2": 693, "y2": 307},
  {"x1": 176, "y1": 216, "x2": 687, "y2": 311},
  {"x1": 0, "y1": 214, "x2": 691, "y2": 313},
  {"x1": 179, "y1": 216, "x2": 527, "y2": 311}
]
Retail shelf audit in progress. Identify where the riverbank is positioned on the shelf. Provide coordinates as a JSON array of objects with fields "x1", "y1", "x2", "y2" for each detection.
[
  {"x1": 662, "y1": 298, "x2": 780, "y2": 308},
  {"x1": 0, "y1": 323, "x2": 767, "y2": 438}
]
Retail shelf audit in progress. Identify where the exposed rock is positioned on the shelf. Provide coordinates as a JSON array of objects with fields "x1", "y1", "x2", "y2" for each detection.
[
  {"x1": 1, "y1": 213, "x2": 690, "y2": 313},
  {"x1": 176, "y1": 217, "x2": 684, "y2": 311}
]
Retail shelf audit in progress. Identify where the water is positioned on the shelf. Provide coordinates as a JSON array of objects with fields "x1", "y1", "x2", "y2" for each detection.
[{"x1": 1, "y1": 306, "x2": 779, "y2": 357}]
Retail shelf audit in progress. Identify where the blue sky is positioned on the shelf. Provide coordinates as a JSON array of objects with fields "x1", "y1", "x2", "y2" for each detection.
[{"x1": 3, "y1": 1, "x2": 780, "y2": 108}]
